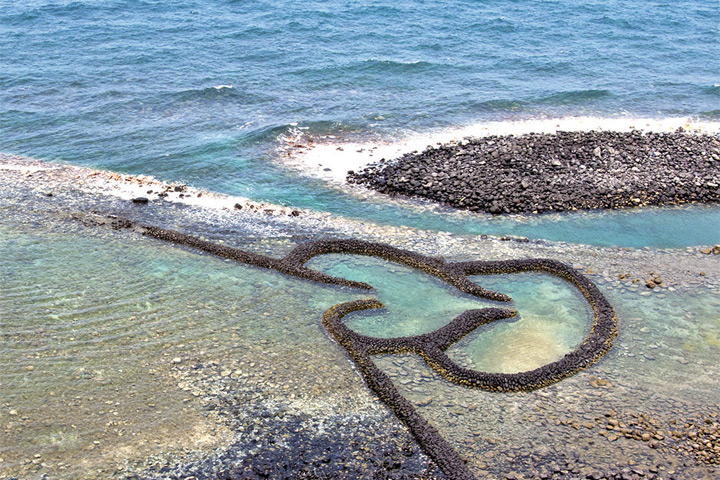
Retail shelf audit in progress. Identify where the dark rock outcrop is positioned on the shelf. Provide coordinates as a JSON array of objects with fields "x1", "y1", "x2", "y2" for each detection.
[{"x1": 347, "y1": 130, "x2": 720, "y2": 214}]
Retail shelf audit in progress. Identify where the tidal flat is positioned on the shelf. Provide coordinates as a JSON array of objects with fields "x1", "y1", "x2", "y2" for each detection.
[{"x1": 1, "y1": 155, "x2": 718, "y2": 479}]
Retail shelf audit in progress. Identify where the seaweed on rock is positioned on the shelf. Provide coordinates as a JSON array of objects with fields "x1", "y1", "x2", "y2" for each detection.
[{"x1": 85, "y1": 215, "x2": 617, "y2": 480}]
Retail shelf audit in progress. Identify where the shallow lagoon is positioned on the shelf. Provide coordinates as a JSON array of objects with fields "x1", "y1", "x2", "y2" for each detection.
[{"x1": 1, "y1": 173, "x2": 718, "y2": 478}]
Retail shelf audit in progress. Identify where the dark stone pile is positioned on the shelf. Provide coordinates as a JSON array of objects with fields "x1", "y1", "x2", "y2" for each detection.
[{"x1": 347, "y1": 130, "x2": 720, "y2": 214}]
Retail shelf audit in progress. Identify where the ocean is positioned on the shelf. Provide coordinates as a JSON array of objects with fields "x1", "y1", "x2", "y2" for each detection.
[
  {"x1": 1, "y1": 1, "x2": 719, "y2": 479},
  {"x1": 2, "y1": 0, "x2": 719, "y2": 246}
]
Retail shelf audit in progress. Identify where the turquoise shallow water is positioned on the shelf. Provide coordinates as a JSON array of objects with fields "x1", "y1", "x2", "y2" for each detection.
[
  {"x1": 308, "y1": 254, "x2": 503, "y2": 337},
  {"x1": 308, "y1": 255, "x2": 593, "y2": 372},
  {"x1": 2, "y1": 0, "x2": 719, "y2": 247}
]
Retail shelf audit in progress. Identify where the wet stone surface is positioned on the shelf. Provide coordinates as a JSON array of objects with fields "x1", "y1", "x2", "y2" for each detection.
[
  {"x1": 120, "y1": 356, "x2": 445, "y2": 480},
  {"x1": 376, "y1": 353, "x2": 720, "y2": 480}
]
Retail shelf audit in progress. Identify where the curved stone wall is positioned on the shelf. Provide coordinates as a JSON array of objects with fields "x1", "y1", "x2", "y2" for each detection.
[{"x1": 86, "y1": 216, "x2": 617, "y2": 480}]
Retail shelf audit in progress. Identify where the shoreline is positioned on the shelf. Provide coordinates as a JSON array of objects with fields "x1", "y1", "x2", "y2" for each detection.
[
  {"x1": 0, "y1": 153, "x2": 306, "y2": 219},
  {"x1": 5, "y1": 150, "x2": 720, "y2": 250},
  {"x1": 1, "y1": 151, "x2": 718, "y2": 273}
]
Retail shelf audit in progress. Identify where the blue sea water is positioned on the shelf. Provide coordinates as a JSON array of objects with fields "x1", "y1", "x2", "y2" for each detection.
[{"x1": 1, "y1": 0, "x2": 719, "y2": 246}]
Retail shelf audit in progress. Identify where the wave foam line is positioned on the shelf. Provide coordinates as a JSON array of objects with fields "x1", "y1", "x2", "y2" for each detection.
[{"x1": 280, "y1": 116, "x2": 720, "y2": 183}]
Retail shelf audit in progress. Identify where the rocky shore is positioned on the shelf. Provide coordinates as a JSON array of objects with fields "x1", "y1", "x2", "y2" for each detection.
[
  {"x1": 347, "y1": 130, "x2": 720, "y2": 214},
  {"x1": 2, "y1": 154, "x2": 719, "y2": 480}
]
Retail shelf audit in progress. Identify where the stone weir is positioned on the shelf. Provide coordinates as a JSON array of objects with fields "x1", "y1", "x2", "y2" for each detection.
[
  {"x1": 347, "y1": 130, "x2": 720, "y2": 214},
  {"x1": 79, "y1": 213, "x2": 618, "y2": 480}
]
